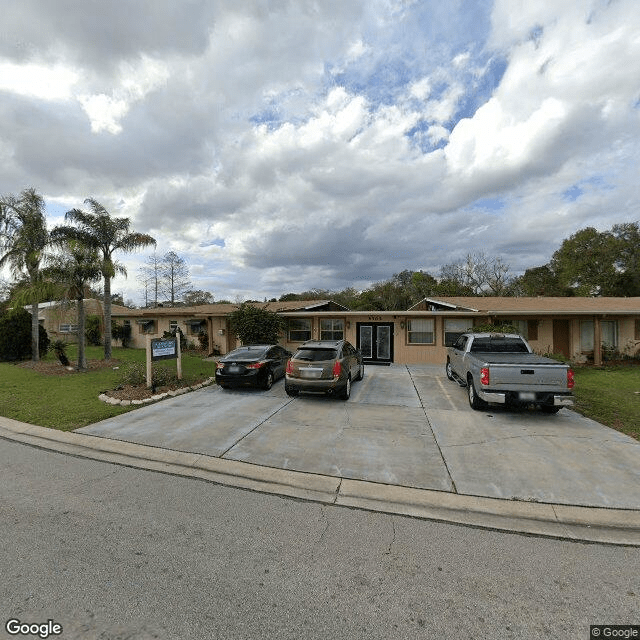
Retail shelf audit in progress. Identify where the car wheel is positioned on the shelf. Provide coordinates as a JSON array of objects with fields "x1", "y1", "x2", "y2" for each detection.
[
  {"x1": 355, "y1": 363, "x2": 364, "y2": 381},
  {"x1": 285, "y1": 386, "x2": 299, "y2": 397},
  {"x1": 262, "y1": 371, "x2": 274, "y2": 390},
  {"x1": 340, "y1": 376, "x2": 351, "y2": 400},
  {"x1": 467, "y1": 376, "x2": 486, "y2": 410},
  {"x1": 540, "y1": 405, "x2": 561, "y2": 414},
  {"x1": 446, "y1": 359, "x2": 454, "y2": 381}
]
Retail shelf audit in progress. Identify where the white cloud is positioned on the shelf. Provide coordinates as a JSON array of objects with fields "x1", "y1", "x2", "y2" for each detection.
[
  {"x1": 77, "y1": 55, "x2": 170, "y2": 134},
  {"x1": 0, "y1": 60, "x2": 79, "y2": 100}
]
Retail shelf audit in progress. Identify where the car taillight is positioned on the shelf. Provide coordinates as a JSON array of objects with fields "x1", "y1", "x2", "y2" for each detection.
[
  {"x1": 332, "y1": 361, "x2": 341, "y2": 377},
  {"x1": 246, "y1": 361, "x2": 265, "y2": 369},
  {"x1": 216, "y1": 362, "x2": 225, "y2": 369},
  {"x1": 480, "y1": 367, "x2": 490, "y2": 386},
  {"x1": 567, "y1": 368, "x2": 575, "y2": 389},
  {"x1": 286, "y1": 359, "x2": 293, "y2": 374}
]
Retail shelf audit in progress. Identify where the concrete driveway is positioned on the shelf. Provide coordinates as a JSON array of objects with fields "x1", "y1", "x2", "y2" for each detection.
[{"x1": 77, "y1": 365, "x2": 640, "y2": 510}]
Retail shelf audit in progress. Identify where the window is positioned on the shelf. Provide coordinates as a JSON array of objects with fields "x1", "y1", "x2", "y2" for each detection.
[
  {"x1": 580, "y1": 320, "x2": 618, "y2": 352},
  {"x1": 407, "y1": 319, "x2": 434, "y2": 344},
  {"x1": 452, "y1": 335, "x2": 468, "y2": 351},
  {"x1": 511, "y1": 320, "x2": 528, "y2": 338},
  {"x1": 636, "y1": 319, "x2": 640, "y2": 341},
  {"x1": 288, "y1": 318, "x2": 311, "y2": 342},
  {"x1": 138, "y1": 320, "x2": 156, "y2": 334},
  {"x1": 470, "y1": 337, "x2": 530, "y2": 353},
  {"x1": 320, "y1": 319, "x2": 344, "y2": 340},
  {"x1": 186, "y1": 320, "x2": 205, "y2": 335},
  {"x1": 293, "y1": 347, "x2": 337, "y2": 361},
  {"x1": 59, "y1": 324, "x2": 78, "y2": 333},
  {"x1": 580, "y1": 321, "x2": 594, "y2": 352},
  {"x1": 601, "y1": 320, "x2": 618, "y2": 348},
  {"x1": 444, "y1": 319, "x2": 471, "y2": 347}
]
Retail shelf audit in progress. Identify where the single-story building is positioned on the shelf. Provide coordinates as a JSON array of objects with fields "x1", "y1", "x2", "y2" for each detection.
[{"x1": 37, "y1": 296, "x2": 640, "y2": 366}]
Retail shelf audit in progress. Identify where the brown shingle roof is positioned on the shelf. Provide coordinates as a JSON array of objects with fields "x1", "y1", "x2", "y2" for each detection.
[
  {"x1": 414, "y1": 296, "x2": 640, "y2": 315},
  {"x1": 121, "y1": 299, "x2": 344, "y2": 317}
]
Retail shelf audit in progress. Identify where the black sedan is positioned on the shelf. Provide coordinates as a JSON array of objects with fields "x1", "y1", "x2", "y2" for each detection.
[{"x1": 215, "y1": 345, "x2": 291, "y2": 390}]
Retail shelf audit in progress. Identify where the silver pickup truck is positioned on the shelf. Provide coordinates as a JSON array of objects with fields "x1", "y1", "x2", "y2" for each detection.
[{"x1": 445, "y1": 333, "x2": 575, "y2": 413}]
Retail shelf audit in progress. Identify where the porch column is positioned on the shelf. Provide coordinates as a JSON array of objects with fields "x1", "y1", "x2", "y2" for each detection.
[
  {"x1": 593, "y1": 315, "x2": 602, "y2": 366},
  {"x1": 207, "y1": 317, "x2": 214, "y2": 355}
]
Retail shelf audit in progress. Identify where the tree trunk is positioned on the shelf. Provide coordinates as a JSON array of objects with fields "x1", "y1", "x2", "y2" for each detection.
[
  {"x1": 103, "y1": 274, "x2": 112, "y2": 360},
  {"x1": 77, "y1": 296, "x2": 87, "y2": 371},
  {"x1": 31, "y1": 301, "x2": 39, "y2": 362}
]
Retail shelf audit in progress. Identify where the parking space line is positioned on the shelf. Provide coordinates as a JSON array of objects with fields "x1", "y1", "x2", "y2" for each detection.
[
  {"x1": 220, "y1": 397, "x2": 294, "y2": 458},
  {"x1": 436, "y1": 377, "x2": 460, "y2": 411},
  {"x1": 406, "y1": 366, "x2": 458, "y2": 494}
]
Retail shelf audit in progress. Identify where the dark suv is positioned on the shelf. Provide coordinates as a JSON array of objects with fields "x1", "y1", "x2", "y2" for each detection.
[{"x1": 285, "y1": 340, "x2": 364, "y2": 400}]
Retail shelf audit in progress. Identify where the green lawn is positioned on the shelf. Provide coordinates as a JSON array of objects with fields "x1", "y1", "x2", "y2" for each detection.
[
  {"x1": 572, "y1": 365, "x2": 640, "y2": 441},
  {"x1": 0, "y1": 345, "x2": 216, "y2": 431}
]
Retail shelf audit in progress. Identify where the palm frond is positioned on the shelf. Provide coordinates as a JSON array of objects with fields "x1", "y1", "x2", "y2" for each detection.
[
  {"x1": 116, "y1": 232, "x2": 157, "y2": 253},
  {"x1": 84, "y1": 198, "x2": 109, "y2": 217}
]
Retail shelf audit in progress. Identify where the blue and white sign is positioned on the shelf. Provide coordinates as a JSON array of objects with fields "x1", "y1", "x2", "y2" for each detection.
[{"x1": 151, "y1": 338, "x2": 177, "y2": 361}]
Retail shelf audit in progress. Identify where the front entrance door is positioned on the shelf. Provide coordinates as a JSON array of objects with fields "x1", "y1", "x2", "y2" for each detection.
[
  {"x1": 553, "y1": 319, "x2": 570, "y2": 357},
  {"x1": 356, "y1": 322, "x2": 394, "y2": 364}
]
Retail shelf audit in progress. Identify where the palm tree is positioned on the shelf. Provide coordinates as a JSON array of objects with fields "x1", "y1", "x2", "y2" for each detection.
[
  {"x1": 46, "y1": 237, "x2": 103, "y2": 370},
  {"x1": 56, "y1": 199, "x2": 156, "y2": 360},
  {"x1": 0, "y1": 188, "x2": 49, "y2": 361}
]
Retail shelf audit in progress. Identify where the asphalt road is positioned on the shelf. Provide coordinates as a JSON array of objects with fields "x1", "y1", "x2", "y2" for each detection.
[{"x1": 1, "y1": 438, "x2": 638, "y2": 640}]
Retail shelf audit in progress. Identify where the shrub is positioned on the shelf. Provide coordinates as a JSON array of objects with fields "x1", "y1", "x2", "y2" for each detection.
[
  {"x1": 163, "y1": 328, "x2": 187, "y2": 351},
  {"x1": 0, "y1": 308, "x2": 50, "y2": 361},
  {"x1": 471, "y1": 322, "x2": 520, "y2": 335},
  {"x1": 51, "y1": 339, "x2": 70, "y2": 366},
  {"x1": 111, "y1": 322, "x2": 132, "y2": 348},
  {"x1": 119, "y1": 362, "x2": 180, "y2": 388},
  {"x1": 198, "y1": 330, "x2": 209, "y2": 353},
  {"x1": 227, "y1": 303, "x2": 285, "y2": 345},
  {"x1": 85, "y1": 315, "x2": 102, "y2": 346}
]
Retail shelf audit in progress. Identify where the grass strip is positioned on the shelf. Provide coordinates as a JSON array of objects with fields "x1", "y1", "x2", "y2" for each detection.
[
  {"x1": 0, "y1": 345, "x2": 216, "y2": 431},
  {"x1": 572, "y1": 365, "x2": 640, "y2": 441}
]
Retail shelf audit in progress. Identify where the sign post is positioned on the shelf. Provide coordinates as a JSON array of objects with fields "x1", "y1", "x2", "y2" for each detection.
[{"x1": 146, "y1": 335, "x2": 182, "y2": 388}]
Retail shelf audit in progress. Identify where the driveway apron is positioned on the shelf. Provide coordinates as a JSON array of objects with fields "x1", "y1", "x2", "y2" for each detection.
[
  {"x1": 77, "y1": 365, "x2": 640, "y2": 509},
  {"x1": 409, "y1": 365, "x2": 640, "y2": 509}
]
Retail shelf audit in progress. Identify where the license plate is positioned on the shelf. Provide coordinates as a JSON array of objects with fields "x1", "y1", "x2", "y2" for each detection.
[
  {"x1": 227, "y1": 366, "x2": 241, "y2": 374},
  {"x1": 300, "y1": 368, "x2": 322, "y2": 379},
  {"x1": 519, "y1": 392, "x2": 536, "y2": 401}
]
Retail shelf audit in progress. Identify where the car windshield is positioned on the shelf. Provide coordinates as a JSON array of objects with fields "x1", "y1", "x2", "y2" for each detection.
[
  {"x1": 224, "y1": 347, "x2": 267, "y2": 360},
  {"x1": 294, "y1": 348, "x2": 338, "y2": 362},
  {"x1": 470, "y1": 337, "x2": 529, "y2": 353}
]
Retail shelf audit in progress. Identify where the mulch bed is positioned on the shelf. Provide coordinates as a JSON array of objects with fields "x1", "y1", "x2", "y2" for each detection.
[{"x1": 106, "y1": 381, "x2": 208, "y2": 401}]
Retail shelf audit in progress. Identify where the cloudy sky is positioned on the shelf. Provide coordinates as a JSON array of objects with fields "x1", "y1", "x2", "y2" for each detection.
[{"x1": 1, "y1": 0, "x2": 639, "y2": 304}]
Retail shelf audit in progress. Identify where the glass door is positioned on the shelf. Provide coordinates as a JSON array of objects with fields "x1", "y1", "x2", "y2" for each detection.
[{"x1": 357, "y1": 322, "x2": 394, "y2": 364}]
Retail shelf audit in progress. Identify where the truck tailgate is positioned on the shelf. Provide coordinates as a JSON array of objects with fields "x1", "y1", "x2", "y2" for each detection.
[{"x1": 489, "y1": 363, "x2": 569, "y2": 388}]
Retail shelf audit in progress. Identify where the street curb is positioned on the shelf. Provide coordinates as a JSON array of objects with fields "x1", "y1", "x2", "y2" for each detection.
[{"x1": 1, "y1": 416, "x2": 639, "y2": 546}]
